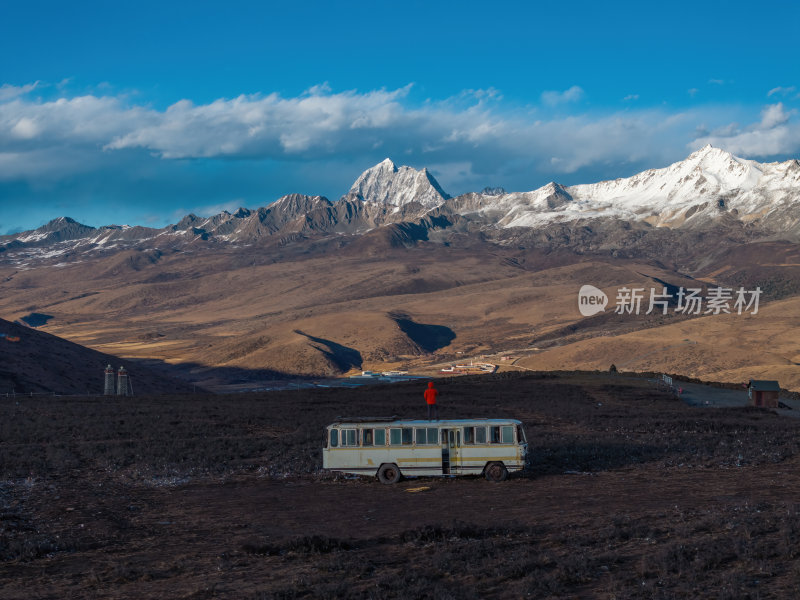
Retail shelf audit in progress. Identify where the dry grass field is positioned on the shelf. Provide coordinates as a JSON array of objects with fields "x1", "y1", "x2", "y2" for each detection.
[
  {"x1": 516, "y1": 294, "x2": 800, "y2": 390},
  {"x1": 2, "y1": 232, "x2": 800, "y2": 391},
  {"x1": 3, "y1": 372, "x2": 800, "y2": 598}
]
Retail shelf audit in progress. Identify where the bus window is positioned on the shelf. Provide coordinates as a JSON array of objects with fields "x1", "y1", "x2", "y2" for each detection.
[
  {"x1": 415, "y1": 428, "x2": 439, "y2": 445},
  {"x1": 390, "y1": 428, "x2": 402, "y2": 445},
  {"x1": 475, "y1": 426, "x2": 487, "y2": 444},
  {"x1": 402, "y1": 428, "x2": 413, "y2": 445},
  {"x1": 490, "y1": 426, "x2": 501, "y2": 443},
  {"x1": 426, "y1": 428, "x2": 438, "y2": 444},
  {"x1": 343, "y1": 429, "x2": 358, "y2": 446},
  {"x1": 463, "y1": 427, "x2": 474, "y2": 444},
  {"x1": 501, "y1": 426, "x2": 514, "y2": 444},
  {"x1": 517, "y1": 425, "x2": 526, "y2": 444},
  {"x1": 375, "y1": 429, "x2": 386, "y2": 446},
  {"x1": 342, "y1": 429, "x2": 357, "y2": 447},
  {"x1": 330, "y1": 429, "x2": 338, "y2": 447},
  {"x1": 363, "y1": 429, "x2": 374, "y2": 446}
]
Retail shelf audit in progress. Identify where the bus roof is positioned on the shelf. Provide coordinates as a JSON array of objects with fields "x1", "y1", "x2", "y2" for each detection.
[
  {"x1": 333, "y1": 416, "x2": 401, "y2": 423},
  {"x1": 327, "y1": 418, "x2": 522, "y2": 428}
]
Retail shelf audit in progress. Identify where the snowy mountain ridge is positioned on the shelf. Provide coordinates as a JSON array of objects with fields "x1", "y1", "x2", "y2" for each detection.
[
  {"x1": 3, "y1": 146, "x2": 800, "y2": 268},
  {"x1": 346, "y1": 158, "x2": 450, "y2": 209},
  {"x1": 476, "y1": 145, "x2": 800, "y2": 230}
]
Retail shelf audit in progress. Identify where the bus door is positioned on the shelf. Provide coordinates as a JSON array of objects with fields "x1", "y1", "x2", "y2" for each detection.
[{"x1": 441, "y1": 428, "x2": 461, "y2": 475}]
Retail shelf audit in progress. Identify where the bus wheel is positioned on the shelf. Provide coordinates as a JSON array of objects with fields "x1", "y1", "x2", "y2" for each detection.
[
  {"x1": 377, "y1": 463, "x2": 402, "y2": 484},
  {"x1": 484, "y1": 462, "x2": 508, "y2": 482}
]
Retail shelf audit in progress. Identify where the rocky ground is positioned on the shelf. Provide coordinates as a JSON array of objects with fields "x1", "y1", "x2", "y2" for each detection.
[{"x1": 2, "y1": 372, "x2": 800, "y2": 598}]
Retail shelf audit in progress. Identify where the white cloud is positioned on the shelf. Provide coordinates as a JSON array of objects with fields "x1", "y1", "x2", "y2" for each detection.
[
  {"x1": 541, "y1": 86, "x2": 585, "y2": 106},
  {"x1": 0, "y1": 82, "x2": 797, "y2": 192},
  {"x1": 0, "y1": 82, "x2": 39, "y2": 101},
  {"x1": 768, "y1": 86, "x2": 796, "y2": 97},
  {"x1": 623, "y1": 94, "x2": 639, "y2": 101},
  {"x1": 1, "y1": 94, "x2": 150, "y2": 147},
  {"x1": 305, "y1": 82, "x2": 332, "y2": 96},
  {"x1": 0, "y1": 93, "x2": 155, "y2": 181},
  {"x1": 10, "y1": 117, "x2": 39, "y2": 139},
  {"x1": 103, "y1": 86, "x2": 414, "y2": 158},
  {"x1": 760, "y1": 103, "x2": 791, "y2": 128},
  {"x1": 691, "y1": 103, "x2": 799, "y2": 157}
]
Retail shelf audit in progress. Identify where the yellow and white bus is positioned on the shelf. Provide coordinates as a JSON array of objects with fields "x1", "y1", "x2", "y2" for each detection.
[{"x1": 322, "y1": 417, "x2": 528, "y2": 483}]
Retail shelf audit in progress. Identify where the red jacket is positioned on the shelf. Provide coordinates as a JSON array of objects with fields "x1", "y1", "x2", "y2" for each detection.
[{"x1": 424, "y1": 382, "x2": 438, "y2": 405}]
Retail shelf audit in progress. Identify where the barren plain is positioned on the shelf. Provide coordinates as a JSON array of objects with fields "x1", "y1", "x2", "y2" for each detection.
[{"x1": 3, "y1": 372, "x2": 800, "y2": 599}]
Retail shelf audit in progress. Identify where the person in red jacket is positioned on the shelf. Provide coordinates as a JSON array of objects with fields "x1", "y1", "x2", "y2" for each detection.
[{"x1": 424, "y1": 381, "x2": 438, "y2": 421}]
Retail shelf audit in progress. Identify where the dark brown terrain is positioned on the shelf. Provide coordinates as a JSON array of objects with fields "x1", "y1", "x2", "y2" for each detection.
[
  {"x1": 0, "y1": 317, "x2": 194, "y2": 396},
  {"x1": 3, "y1": 372, "x2": 800, "y2": 598}
]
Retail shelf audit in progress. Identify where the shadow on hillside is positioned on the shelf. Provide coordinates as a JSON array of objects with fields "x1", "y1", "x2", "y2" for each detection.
[
  {"x1": 126, "y1": 358, "x2": 301, "y2": 391},
  {"x1": 390, "y1": 312, "x2": 456, "y2": 353},
  {"x1": 18, "y1": 313, "x2": 54, "y2": 327},
  {"x1": 0, "y1": 318, "x2": 196, "y2": 396},
  {"x1": 294, "y1": 330, "x2": 363, "y2": 372},
  {"x1": 126, "y1": 357, "x2": 378, "y2": 394}
]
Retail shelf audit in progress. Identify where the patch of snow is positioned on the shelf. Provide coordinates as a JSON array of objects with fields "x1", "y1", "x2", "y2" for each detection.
[
  {"x1": 16, "y1": 232, "x2": 48, "y2": 243},
  {"x1": 480, "y1": 146, "x2": 800, "y2": 231},
  {"x1": 348, "y1": 159, "x2": 448, "y2": 208}
]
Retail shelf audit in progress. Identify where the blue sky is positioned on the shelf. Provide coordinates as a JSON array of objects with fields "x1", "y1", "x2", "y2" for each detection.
[{"x1": 1, "y1": 0, "x2": 799, "y2": 233}]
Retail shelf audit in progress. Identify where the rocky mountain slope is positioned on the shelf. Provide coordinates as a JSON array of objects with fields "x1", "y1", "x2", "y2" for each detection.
[
  {"x1": 345, "y1": 157, "x2": 450, "y2": 208},
  {"x1": 3, "y1": 146, "x2": 800, "y2": 270},
  {"x1": 2, "y1": 146, "x2": 800, "y2": 390}
]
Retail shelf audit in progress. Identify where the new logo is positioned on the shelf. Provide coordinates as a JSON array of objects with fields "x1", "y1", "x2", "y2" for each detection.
[{"x1": 578, "y1": 285, "x2": 608, "y2": 316}]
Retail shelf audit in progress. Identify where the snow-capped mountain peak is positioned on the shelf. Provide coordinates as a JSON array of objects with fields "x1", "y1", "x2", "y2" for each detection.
[
  {"x1": 564, "y1": 145, "x2": 766, "y2": 220},
  {"x1": 483, "y1": 145, "x2": 798, "y2": 230},
  {"x1": 687, "y1": 143, "x2": 728, "y2": 159},
  {"x1": 346, "y1": 159, "x2": 450, "y2": 208},
  {"x1": 682, "y1": 144, "x2": 762, "y2": 187},
  {"x1": 4, "y1": 147, "x2": 800, "y2": 269},
  {"x1": 14, "y1": 216, "x2": 97, "y2": 244}
]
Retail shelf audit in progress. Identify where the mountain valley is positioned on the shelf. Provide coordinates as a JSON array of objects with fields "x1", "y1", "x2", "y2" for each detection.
[{"x1": 2, "y1": 147, "x2": 800, "y2": 391}]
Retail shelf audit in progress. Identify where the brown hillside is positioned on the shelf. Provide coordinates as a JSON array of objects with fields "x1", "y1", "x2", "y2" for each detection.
[
  {"x1": 0, "y1": 318, "x2": 194, "y2": 395},
  {"x1": 1, "y1": 234, "x2": 799, "y2": 389}
]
